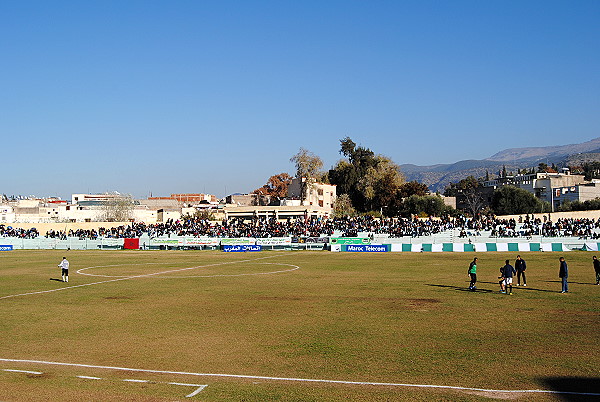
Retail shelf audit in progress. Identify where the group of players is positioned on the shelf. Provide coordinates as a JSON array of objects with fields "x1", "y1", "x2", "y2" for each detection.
[
  {"x1": 497, "y1": 255, "x2": 527, "y2": 294},
  {"x1": 468, "y1": 255, "x2": 600, "y2": 294}
]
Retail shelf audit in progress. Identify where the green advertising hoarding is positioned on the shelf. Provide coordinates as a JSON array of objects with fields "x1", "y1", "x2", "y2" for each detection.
[{"x1": 330, "y1": 237, "x2": 371, "y2": 245}]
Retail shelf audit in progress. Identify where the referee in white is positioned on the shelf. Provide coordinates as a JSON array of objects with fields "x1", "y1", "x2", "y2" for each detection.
[{"x1": 58, "y1": 257, "x2": 69, "y2": 282}]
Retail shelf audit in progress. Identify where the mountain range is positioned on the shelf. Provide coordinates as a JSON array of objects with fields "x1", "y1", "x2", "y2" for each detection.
[{"x1": 401, "y1": 137, "x2": 600, "y2": 193}]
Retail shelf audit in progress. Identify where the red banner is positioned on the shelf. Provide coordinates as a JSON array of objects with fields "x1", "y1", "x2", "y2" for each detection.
[{"x1": 124, "y1": 238, "x2": 140, "y2": 249}]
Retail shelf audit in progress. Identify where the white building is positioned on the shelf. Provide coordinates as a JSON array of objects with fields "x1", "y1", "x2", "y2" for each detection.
[
  {"x1": 287, "y1": 178, "x2": 337, "y2": 210},
  {"x1": 483, "y1": 171, "x2": 600, "y2": 211}
]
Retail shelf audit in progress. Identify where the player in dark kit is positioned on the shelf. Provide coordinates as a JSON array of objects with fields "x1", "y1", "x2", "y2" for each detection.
[{"x1": 502, "y1": 260, "x2": 516, "y2": 295}]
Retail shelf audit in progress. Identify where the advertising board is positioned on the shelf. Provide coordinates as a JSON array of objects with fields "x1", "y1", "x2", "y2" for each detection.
[
  {"x1": 342, "y1": 244, "x2": 390, "y2": 252},
  {"x1": 184, "y1": 237, "x2": 220, "y2": 246},
  {"x1": 220, "y1": 238, "x2": 255, "y2": 245},
  {"x1": 222, "y1": 245, "x2": 262, "y2": 252},
  {"x1": 255, "y1": 237, "x2": 292, "y2": 246},
  {"x1": 330, "y1": 237, "x2": 371, "y2": 245}
]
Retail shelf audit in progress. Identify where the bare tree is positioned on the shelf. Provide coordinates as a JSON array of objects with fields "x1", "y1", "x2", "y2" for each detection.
[
  {"x1": 97, "y1": 193, "x2": 135, "y2": 222},
  {"x1": 333, "y1": 193, "x2": 356, "y2": 217},
  {"x1": 290, "y1": 148, "x2": 323, "y2": 205},
  {"x1": 463, "y1": 189, "x2": 486, "y2": 217}
]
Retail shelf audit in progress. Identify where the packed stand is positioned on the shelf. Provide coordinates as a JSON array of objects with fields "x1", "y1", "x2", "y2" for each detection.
[{"x1": 4, "y1": 215, "x2": 600, "y2": 240}]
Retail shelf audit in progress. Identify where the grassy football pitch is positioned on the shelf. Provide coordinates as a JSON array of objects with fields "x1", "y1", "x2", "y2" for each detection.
[{"x1": 1, "y1": 249, "x2": 599, "y2": 401}]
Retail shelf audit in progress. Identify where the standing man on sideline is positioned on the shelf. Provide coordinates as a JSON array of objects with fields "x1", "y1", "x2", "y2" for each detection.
[
  {"x1": 468, "y1": 257, "x2": 478, "y2": 291},
  {"x1": 502, "y1": 259, "x2": 516, "y2": 295},
  {"x1": 593, "y1": 256, "x2": 600, "y2": 285},
  {"x1": 58, "y1": 257, "x2": 69, "y2": 283},
  {"x1": 559, "y1": 257, "x2": 568, "y2": 293},
  {"x1": 515, "y1": 255, "x2": 527, "y2": 286}
]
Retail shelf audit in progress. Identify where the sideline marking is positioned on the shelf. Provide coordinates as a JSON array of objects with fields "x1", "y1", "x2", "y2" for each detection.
[
  {"x1": 77, "y1": 375, "x2": 102, "y2": 380},
  {"x1": 3, "y1": 368, "x2": 43, "y2": 375},
  {"x1": 2, "y1": 358, "x2": 599, "y2": 397},
  {"x1": 0, "y1": 255, "x2": 288, "y2": 300},
  {"x1": 123, "y1": 378, "x2": 149, "y2": 383}
]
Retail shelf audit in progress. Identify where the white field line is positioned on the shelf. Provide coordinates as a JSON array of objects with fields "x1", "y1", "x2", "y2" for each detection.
[
  {"x1": 1, "y1": 358, "x2": 599, "y2": 397},
  {"x1": 185, "y1": 384, "x2": 207, "y2": 397},
  {"x1": 0, "y1": 255, "x2": 288, "y2": 301},
  {"x1": 4, "y1": 367, "x2": 207, "y2": 397},
  {"x1": 77, "y1": 262, "x2": 300, "y2": 279},
  {"x1": 3, "y1": 368, "x2": 42, "y2": 375}
]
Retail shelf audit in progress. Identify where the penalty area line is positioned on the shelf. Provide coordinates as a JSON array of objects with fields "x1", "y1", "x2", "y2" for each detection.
[{"x1": 1, "y1": 358, "x2": 599, "y2": 397}]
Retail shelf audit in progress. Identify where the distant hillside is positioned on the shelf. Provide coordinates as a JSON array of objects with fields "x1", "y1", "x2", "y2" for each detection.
[
  {"x1": 486, "y1": 137, "x2": 600, "y2": 162},
  {"x1": 402, "y1": 162, "x2": 524, "y2": 193},
  {"x1": 401, "y1": 136, "x2": 600, "y2": 192}
]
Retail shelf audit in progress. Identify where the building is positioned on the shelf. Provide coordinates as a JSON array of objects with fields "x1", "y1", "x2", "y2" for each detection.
[
  {"x1": 480, "y1": 170, "x2": 598, "y2": 211},
  {"x1": 287, "y1": 178, "x2": 337, "y2": 209},
  {"x1": 148, "y1": 193, "x2": 217, "y2": 206}
]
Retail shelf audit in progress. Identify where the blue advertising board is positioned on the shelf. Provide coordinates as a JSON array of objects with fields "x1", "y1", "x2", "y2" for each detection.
[
  {"x1": 222, "y1": 244, "x2": 262, "y2": 252},
  {"x1": 0, "y1": 245, "x2": 13, "y2": 251},
  {"x1": 342, "y1": 244, "x2": 390, "y2": 252}
]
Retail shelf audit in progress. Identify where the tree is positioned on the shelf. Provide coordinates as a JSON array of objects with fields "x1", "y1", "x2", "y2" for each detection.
[
  {"x1": 401, "y1": 195, "x2": 446, "y2": 217},
  {"x1": 582, "y1": 162, "x2": 600, "y2": 180},
  {"x1": 462, "y1": 189, "x2": 487, "y2": 217},
  {"x1": 398, "y1": 181, "x2": 429, "y2": 198},
  {"x1": 491, "y1": 186, "x2": 548, "y2": 215},
  {"x1": 252, "y1": 173, "x2": 292, "y2": 206},
  {"x1": 290, "y1": 148, "x2": 324, "y2": 205},
  {"x1": 332, "y1": 193, "x2": 356, "y2": 217},
  {"x1": 329, "y1": 137, "x2": 404, "y2": 214},
  {"x1": 97, "y1": 193, "x2": 135, "y2": 222},
  {"x1": 357, "y1": 155, "x2": 405, "y2": 213},
  {"x1": 443, "y1": 176, "x2": 480, "y2": 197}
]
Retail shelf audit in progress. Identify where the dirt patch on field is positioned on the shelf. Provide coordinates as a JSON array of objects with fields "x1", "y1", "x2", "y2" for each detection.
[{"x1": 406, "y1": 298, "x2": 442, "y2": 311}]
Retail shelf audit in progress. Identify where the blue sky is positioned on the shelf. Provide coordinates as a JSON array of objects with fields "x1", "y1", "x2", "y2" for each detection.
[{"x1": 1, "y1": 1, "x2": 599, "y2": 199}]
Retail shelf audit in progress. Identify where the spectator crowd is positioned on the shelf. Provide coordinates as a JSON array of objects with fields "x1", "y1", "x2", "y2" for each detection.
[{"x1": 2, "y1": 215, "x2": 600, "y2": 240}]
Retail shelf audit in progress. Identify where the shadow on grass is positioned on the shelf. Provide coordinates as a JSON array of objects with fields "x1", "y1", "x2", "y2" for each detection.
[
  {"x1": 539, "y1": 377, "x2": 600, "y2": 401},
  {"x1": 545, "y1": 280, "x2": 597, "y2": 286},
  {"x1": 49, "y1": 278, "x2": 64, "y2": 282},
  {"x1": 476, "y1": 281, "x2": 557, "y2": 293},
  {"x1": 426, "y1": 284, "x2": 494, "y2": 293}
]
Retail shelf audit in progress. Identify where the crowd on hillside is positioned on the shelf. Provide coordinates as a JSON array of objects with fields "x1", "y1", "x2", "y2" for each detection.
[{"x1": 3, "y1": 215, "x2": 600, "y2": 240}]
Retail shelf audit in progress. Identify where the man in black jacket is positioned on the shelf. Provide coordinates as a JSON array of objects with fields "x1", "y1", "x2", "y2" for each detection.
[
  {"x1": 559, "y1": 257, "x2": 568, "y2": 293},
  {"x1": 515, "y1": 255, "x2": 527, "y2": 286}
]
